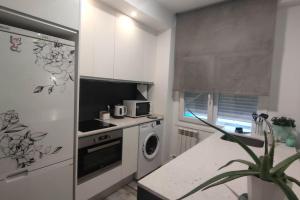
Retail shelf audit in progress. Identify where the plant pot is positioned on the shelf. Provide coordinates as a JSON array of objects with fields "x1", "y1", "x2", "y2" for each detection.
[
  {"x1": 247, "y1": 176, "x2": 291, "y2": 200},
  {"x1": 272, "y1": 125, "x2": 294, "y2": 143}
]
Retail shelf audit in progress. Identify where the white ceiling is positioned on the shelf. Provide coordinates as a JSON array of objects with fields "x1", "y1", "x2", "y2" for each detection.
[{"x1": 154, "y1": 0, "x2": 227, "y2": 13}]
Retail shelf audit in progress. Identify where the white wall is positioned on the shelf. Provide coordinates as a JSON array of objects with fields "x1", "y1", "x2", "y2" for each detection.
[
  {"x1": 266, "y1": 5, "x2": 300, "y2": 131},
  {"x1": 149, "y1": 28, "x2": 175, "y2": 163},
  {"x1": 168, "y1": 4, "x2": 300, "y2": 157}
]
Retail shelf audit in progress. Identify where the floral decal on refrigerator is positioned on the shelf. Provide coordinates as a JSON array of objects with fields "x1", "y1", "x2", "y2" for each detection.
[
  {"x1": 10, "y1": 35, "x2": 22, "y2": 53},
  {"x1": 33, "y1": 40, "x2": 75, "y2": 94},
  {"x1": 0, "y1": 110, "x2": 63, "y2": 168}
]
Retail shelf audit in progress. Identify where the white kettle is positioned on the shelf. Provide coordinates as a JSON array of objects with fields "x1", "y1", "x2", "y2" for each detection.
[{"x1": 114, "y1": 105, "x2": 127, "y2": 118}]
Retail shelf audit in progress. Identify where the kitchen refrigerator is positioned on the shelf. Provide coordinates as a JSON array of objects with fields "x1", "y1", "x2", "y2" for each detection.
[{"x1": 0, "y1": 24, "x2": 75, "y2": 199}]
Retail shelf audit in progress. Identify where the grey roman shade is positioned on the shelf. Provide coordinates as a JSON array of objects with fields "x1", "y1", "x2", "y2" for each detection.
[{"x1": 174, "y1": 0, "x2": 278, "y2": 96}]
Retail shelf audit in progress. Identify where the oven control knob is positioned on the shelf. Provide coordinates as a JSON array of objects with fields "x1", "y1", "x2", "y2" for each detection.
[{"x1": 98, "y1": 135, "x2": 109, "y2": 141}]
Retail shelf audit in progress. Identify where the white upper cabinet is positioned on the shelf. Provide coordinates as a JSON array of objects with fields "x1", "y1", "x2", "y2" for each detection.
[
  {"x1": 0, "y1": 0, "x2": 80, "y2": 30},
  {"x1": 114, "y1": 16, "x2": 144, "y2": 82},
  {"x1": 79, "y1": 0, "x2": 115, "y2": 79},
  {"x1": 93, "y1": 6, "x2": 115, "y2": 79},
  {"x1": 143, "y1": 31, "x2": 157, "y2": 82},
  {"x1": 79, "y1": 2, "x2": 157, "y2": 82},
  {"x1": 79, "y1": 0, "x2": 95, "y2": 77}
]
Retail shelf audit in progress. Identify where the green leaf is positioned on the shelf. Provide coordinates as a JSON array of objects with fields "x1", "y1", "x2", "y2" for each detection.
[
  {"x1": 272, "y1": 178, "x2": 299, "y2": 200},
  {"x1": 202, "y1": 175, "x2": 246, "y2": 191},
  {"x1": 177, "y1": 170, "x2": 259, "y2": 200},
  {"x1": 188, "y1": 110, "x2": 261, "y2": 165},
  {"x1": 264, "y1": 119, "x2": 275, "y2": 167},
  {"x1": 270, "y1": 153, "x2": 300, "y2": 175},
  {"x1": 269, "y1": 135, "x2": 275, "y2": 168},
  {"x1": 259, "y1": 155, "x2": 271, "y2": 180},
  {"x1": 264, "y1": 131, "x2": 269, "y2": 156},
  {"x1": 286, "y1": 176, "x2": 300, "y2": 187},
  {"x1": 218, "y1": 159, "x2": 257, "y2": 171}
]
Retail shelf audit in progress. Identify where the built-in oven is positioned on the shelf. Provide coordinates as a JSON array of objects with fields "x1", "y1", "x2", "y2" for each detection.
[{"x1": 77, "y1": 129, "x2": 122, "y2": 183}]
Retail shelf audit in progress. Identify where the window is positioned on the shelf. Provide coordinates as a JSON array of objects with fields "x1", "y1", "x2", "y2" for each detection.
[
  {"x1": 216, "y1": 94, "x2": 258, "y2": 133},
  {"x1": 180, "y1": 92, "x2": 258, "y2": 133},
  {"x1": 183, "y1": 92, "x2": 209, "y2": 120}
]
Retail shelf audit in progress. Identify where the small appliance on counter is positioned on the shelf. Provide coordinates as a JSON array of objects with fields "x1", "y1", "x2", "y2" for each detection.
[
  {"x1": 99, "y1": 105, "x2": 111, "y2": 120},
  {"x1": 99, "y1": 111, "x2": 110, "y2": 120},
  {"x1": 113, "y1": 105, "x2": 127, "y2": 119},
  {"x1": 123, "y1": 100, "x2": 152, "y2": 118}
]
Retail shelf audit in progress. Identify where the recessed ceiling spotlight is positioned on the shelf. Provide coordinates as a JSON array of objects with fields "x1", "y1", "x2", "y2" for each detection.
[{"x1": 131, "y1": 11, "x2": 137, "y2": 18}]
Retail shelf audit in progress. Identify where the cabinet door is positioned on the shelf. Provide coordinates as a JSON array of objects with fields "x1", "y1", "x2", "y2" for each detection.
[
  {"x1": 79, "y1": 0, "x2": 115, "y2": 79},
  {"x1": 0, "y1": 0, "x2": 80, "y2": 30},
  {"x1": 93, "y1": 5, "x2": 115, "y2": 79},
  {"x1": 143, "y1": 31, "x2": 157, "y2": 82},
  {"x1": 77, "y1": 166, "x2": 122, "y2": 200},
  {"x1": 115, "y1": 16, "x2": 144, "y2": 81},
  {"x1": 122, "y1": 126, "x2": 139, "y2": 178},
  {"x1": 79, "y1": 0, "x2": 95, "y2": 77}
]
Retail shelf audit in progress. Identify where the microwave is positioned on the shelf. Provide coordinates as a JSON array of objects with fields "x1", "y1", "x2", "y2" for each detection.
[{"x1": 123, "y1": 100, "x2": 152, "y2": 117}]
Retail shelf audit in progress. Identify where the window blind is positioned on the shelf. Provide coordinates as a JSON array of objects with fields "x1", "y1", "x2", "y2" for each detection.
[
  {"x1": 217, "y1": 94, "x2": 258, "y2": 122},
  {"x1": 174, "y1": 0, "x2": 277, "y2": 96},
  {"x1": 184, "y1": 92, "x2": 208, "y2": 117}
]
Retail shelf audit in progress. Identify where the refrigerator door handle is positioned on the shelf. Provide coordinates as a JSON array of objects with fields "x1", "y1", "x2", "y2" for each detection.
[{"x1": 6, "y1": 170, "x2": 29, "y2": 183}]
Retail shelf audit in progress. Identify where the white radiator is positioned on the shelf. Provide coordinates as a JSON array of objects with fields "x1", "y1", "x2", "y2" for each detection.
[{"x1": 176, "y1": 127, "x2": 200, "y2": 155}]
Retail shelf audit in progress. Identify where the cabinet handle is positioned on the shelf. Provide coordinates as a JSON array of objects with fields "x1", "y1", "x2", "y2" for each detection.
[
  {"x1": 87, "y1": 141, "x2": 120, "y2": 153},
  {"x1": 6, "y1": 170, "x2": 29, "y2": 183}
]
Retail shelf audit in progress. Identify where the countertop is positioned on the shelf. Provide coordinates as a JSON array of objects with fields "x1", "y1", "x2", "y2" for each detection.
[
  {"x1": 138, "y1": 132, "x2": 300, "y2": 200},
  {"x1": 77, "y1": 115, "x2": 163, "y2": 138}
]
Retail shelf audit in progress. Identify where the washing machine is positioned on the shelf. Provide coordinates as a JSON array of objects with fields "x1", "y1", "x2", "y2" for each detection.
[{"x1": 136, "y1": 120, "x2": 163, "y2": 179}]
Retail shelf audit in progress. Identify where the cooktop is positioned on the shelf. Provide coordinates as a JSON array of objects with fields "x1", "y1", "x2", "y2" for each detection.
[{"x1": 79, "y1": 120, "x2": 116, "y2": 132}]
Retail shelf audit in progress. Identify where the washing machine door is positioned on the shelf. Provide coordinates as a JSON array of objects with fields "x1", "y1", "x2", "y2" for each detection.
[{"x1": 143, "y1": 132, "x2": 160, "y2": 160}]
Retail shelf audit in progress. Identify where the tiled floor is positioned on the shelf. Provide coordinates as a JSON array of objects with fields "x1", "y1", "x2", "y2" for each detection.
[{"x1": 104, "y1": 181, "x2": 137, "y2": 200}]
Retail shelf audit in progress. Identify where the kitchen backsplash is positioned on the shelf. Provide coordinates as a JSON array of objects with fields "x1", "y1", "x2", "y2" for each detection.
[{"x1": 79, "y1": 78, "x2": 146, "y2": 121}]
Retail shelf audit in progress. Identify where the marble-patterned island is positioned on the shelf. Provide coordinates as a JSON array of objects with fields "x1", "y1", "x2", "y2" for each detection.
[{"x1": 138, "y1": 132, "x2": 300, "y2": 200}]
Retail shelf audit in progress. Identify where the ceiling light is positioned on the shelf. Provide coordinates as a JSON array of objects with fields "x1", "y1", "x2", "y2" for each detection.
[{"x1": 130, "y1": 11, "x2": 137, "y2": 18}]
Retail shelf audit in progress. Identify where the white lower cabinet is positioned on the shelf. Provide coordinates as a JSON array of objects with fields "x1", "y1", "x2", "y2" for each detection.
[
  {"x1": 77, "y1": 166, "x2": 122, "y2": 200},
  {"x1": 122, "y1": 126, "x2": 139, "y2": 178},
  {"x1": 0, "y1": 160, "x2": 73, "y2": 200}
]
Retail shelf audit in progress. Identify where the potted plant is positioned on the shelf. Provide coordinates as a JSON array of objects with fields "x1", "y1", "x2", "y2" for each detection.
[
  {"x1": 272, "y1": 117, "x2": 296, "y2": 144},
  {"x1": 178, "y1": 111, "x2": 300, "y2": 200}
]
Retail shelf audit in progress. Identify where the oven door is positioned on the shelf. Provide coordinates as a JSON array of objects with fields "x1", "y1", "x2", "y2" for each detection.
[
  {"x1": 136, "y1": 102, "x2": 151, "y2": 116},
  {"x1": 78, "y1": 137, "x2": 122, "y2": 182}
]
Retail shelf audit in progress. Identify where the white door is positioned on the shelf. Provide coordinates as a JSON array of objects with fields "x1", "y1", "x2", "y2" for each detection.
[
  {"x1": 0, "y1": 160, "x2": 73, "y2": 200},
  {"x1": 0, "y1": 25, "x2": 75, "y2": 179},
  {"x1": 114, "y1": 15, "x2": 144, "y2": 81}
]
